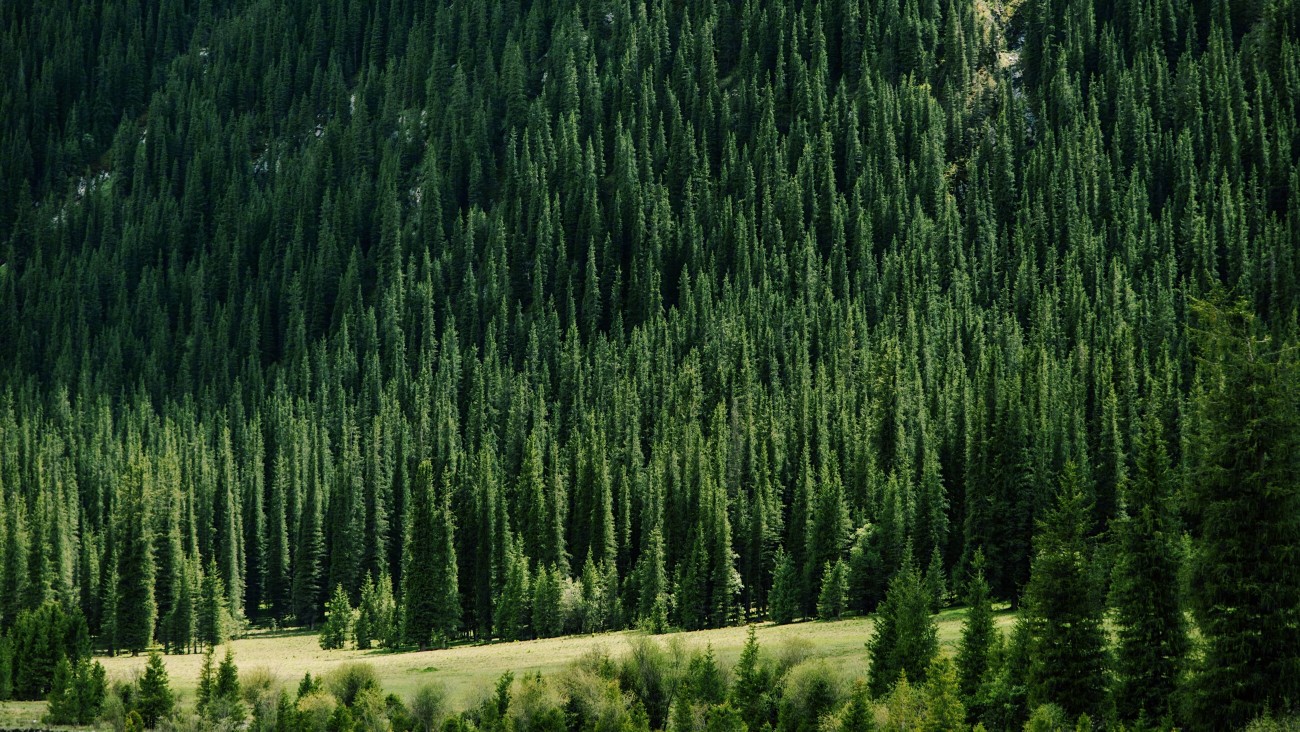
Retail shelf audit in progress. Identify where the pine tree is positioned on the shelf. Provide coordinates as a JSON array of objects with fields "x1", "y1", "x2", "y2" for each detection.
[
  {"x1": 116, "y1": 460, "x2": 157, "y2": 655},
  {"x1": 1111, "y1": 408, "x2": 1187, "y2": 724},
  {"x1": 209, "y1": 646, "x2": 245, "y2": 725},
  {"x1": 816, "y1": 560, "x2": 848, "y2": 620},
  {"x1": 731, "y1": 627, "x2": 773, "y2": 731},
  {"x1": 403, "y1": 462, "x2": 460, "y2": 648},
  {"x1": 291, "y1": 470, "x2": 325, "y2": 627},
  {"x1": 355, "y1": 571, "x2": 397, "y2": 650},
  {"x1": 923, "y1": 548, "x2": 947, "y2": 614},
  {"x1": 166, "y1": 556, "x2": 198, "y2": 654},
  {"x1": 1184, "y1": 298, "x2": 1300, "y2": 729},
  {"x1": 195, "y1": 647, "x2": 215, "y2": 716},
  {"x1": 867, "y1": 553, "x2": 937, "y2": 698},
  {"x1": 769, "y1": 549, "x2": 800, "y2": 625},
  {"x1": 920, "y1": 656, "x2": 966, "y2": 732},
  {"x1": 44, "y1": 657, "x2": 105, "y2": 726},
  {"x1": 530, "y1": 564, "x2": 564, "y2": 639},
  {"x1": 198, "y1": 559, "x2": 230, "y2": 648},
  {"x1": 136, "y1": 651, "x2": 175, "y2": 728},
  {"x1": 956, "y1": 550, "x2": 995, "y2": 701},
  {"x1": 1024, "y1": 463, "x2": 1108, "y2": 722},
  {"x1": 495, "y1": 536, "x2": 531, "y2": 642},
  {"x1": 635, "y1": 524, "x2": 671, "y2": 632},
  {"x1": 319, "y1": 583, "x2": 354, "y2": 650}
]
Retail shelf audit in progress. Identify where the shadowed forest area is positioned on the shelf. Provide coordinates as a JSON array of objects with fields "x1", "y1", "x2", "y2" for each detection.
[{"x1": 0, "y1": 0, "x2": 1298, "y2": 728}]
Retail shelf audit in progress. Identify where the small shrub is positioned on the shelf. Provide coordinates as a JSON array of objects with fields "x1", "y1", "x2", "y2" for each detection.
[{"x1": 326, "y1": 662, "x2": 381, "y2": 707}]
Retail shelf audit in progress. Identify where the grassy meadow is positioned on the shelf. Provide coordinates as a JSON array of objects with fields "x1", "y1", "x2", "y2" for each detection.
[
  {"x1": 0, "y1": 607, "x2": 1014, "y2": 727},
  {"x1": 107, "y1": 608, "x2": 1011, "y2": 706}
]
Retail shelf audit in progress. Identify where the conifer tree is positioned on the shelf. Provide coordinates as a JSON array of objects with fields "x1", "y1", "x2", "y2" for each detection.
[
  {"x1": 731, "y1": 627, "x2": 773, "y2": 730},
  {"x1": 495, "y1": 536, "x2": 531, "y2": 642},
  {"x1": 116, "y1": 461, "x2": 157, "y2": 655},
  {"x1": 319, "y1": 583, "x2": 354, "y2": 650},
  {"x1": 195, "y1": 647, "x2": 215, "y2": 716},
  {"x1": 920, "y1": 656, "x2": 965, "y2": 732},
  {"x1": 1184, "y1": 298, "x2": 1300, "y2": 729},
  {"x1": 768, "y1": 548, "x2": 800, "y2": 625},
  {"x1": 816, "y1": 560, "x2": 848, "y2": 620},
  {"x1": 355, "y1": 571, "x2": 397, "y2": 650},
  {"x1": 1111, "y1": 408, "x2": 1187, "y2": 724},
  {"x1": 198, "y1": 560, "x2": 230, "y2": 648},
  {"x1": 530, "y1": 564, "x2": 564, "y2": 639},
  {"x1": 292, "y1": 474, "x2": 325, "y2": 627},
  {"x1": 44, "y1": 657, "x2": 105, "y2": 726},
  {"x1": 136, "y1": 651, "x2": 175, "y2": 728},
  {"x1": 1024, "y1": 463, "x2": 1108, "y2": 722},
  {"x1": 956, "y1": 550, "x2": 995, "y2": 701},
  {"x1": 403, "y1": 462, "x2": 460, "y2": 648},
  {"x1": 867, "y1": 552, "x2": 937, "y2": 698}
]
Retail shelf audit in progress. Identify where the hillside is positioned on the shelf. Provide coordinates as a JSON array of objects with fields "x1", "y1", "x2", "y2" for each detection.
[{"x1": 1, "y1": 0, "x2": 1298, "y2": 728}]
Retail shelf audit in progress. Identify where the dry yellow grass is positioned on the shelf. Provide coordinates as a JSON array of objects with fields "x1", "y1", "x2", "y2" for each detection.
[{"x1": 80, "y1": 606, "x2": 1014, "y2": 712}]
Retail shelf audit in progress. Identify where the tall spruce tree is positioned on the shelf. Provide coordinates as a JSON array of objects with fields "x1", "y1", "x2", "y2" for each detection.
[
  {"x1": 403, "y1": 461, "x2": 460, "y2": 648},
  {"x1": 867, "y1": 551, "x2": 938, "y2": 698},
  {"x1": 956, "y1": 549, "x2": 995, "y2": 701},
  {"x1": 1024, "y1": 462, "x2": 1108, "y2": 722},
  {"x1": 1184, "y1": 298, "x2": 1300, "y2": 729},
  {"x1": 1111, "y1": 408, "x2": 1187, "y2": 724},
  {"x1": 115, "y1": 460, "x2": 156, "y2": 655}
]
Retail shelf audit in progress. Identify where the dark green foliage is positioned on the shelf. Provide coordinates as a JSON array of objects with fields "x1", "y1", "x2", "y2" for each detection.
[
  {"x1": 817, "y1": 560, "x2": 849, "y2": 620},
  {"x1": 320, "y1": 583, "x2": 354, "y2": 650},
  {"x1": 682, "y1": 646, "x2": 727, "y2": 707},
  {"x1": 208, "y1": 647, "x2": 246, "y2": 725},
  {"x1": 6, "y1": 602, "x2": 91, "y2": 700},
  {"x1": 1183, "y1": 298, "x2": 1300, "y2": 729},
  {"x1": 731, "y1": 627, "x2": 774, "y2": 731},
  {"x1": 199, "y1": 560, "x2": 231, "y2": 648},
  {"x1": 530, "y1": 564, "x2": 565, "y2": 639},
  {"x1": 769, "y1": 550, "x2": 800, "y2": 625},
  {"x1": 956, "y1": 550, "x2": 995, "y2": 702},
  {"x1": 403, "y1": 462, "x2": 460, "y2": 649},
  {"x1": 44, "y1": 657, "x2": 106, "y2": 725},
  {"x1": 0, "y1": 0, "x2": 1297, "y2": 721},
  {"x1": 1024, "y1": 464, "x2": 1108, "y2": 723},
  {"x1": 840, "y1": 680, "x2": 876, "y2": 732},
  {"x1": 196, "y1": 647, "x2": 215, "y2": 716},
  {"x1": 136, "y1": 651, "x2": 175, "y2": 728},
  {"x1": 867, "y1": 554, "x2": 938, "y2": 698},
  {"x1": 923, "y1": 549, "x2": 947, "y2": 615},
  {"x1": 356, "y1": 571, "x2": 397, "y2": 650},
  {"x1": 495, "y1": 538, "x2": 530, "y2": 642},
  {"x1": 1111, "y1": 409, "x2": 1187, "y2": 724},
  {"x1": 777, "y1": 661, "x2": 843, "y2": 732},
  {"x1": 115, "y1": 460, "x2": 157, "y2": 655}
]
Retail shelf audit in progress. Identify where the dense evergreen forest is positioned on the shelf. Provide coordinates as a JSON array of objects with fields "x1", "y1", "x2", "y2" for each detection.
[{"x1": 1, "y1": 0, "x2": 1298, "y2": 727}]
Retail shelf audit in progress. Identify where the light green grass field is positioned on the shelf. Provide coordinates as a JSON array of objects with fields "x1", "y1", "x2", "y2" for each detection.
[{"x1": 74, "y1": 607, "x2": 1014, "y2": 713}]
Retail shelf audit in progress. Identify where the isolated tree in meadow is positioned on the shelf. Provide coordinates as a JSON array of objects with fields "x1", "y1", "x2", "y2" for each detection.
[
  {"x1": 319, "y1": 583, "x2": 354, "y2": 650},
  {"x1": 136, "y1": 651, "x2": 175, "y2": 728}
]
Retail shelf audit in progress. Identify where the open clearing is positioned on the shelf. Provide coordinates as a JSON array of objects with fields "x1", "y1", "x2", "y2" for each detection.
[
  {"x1": 101, "y1": 607, "x2": 1012, "y2": 705},
  {"x1": 0, "y1": 607, "x2": 1013, "y2": 726}
]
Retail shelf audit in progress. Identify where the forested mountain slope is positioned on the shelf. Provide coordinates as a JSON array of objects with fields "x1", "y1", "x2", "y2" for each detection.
[{"x1": 0, "y1": 0, "x2": 1298, "y2": 726}]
